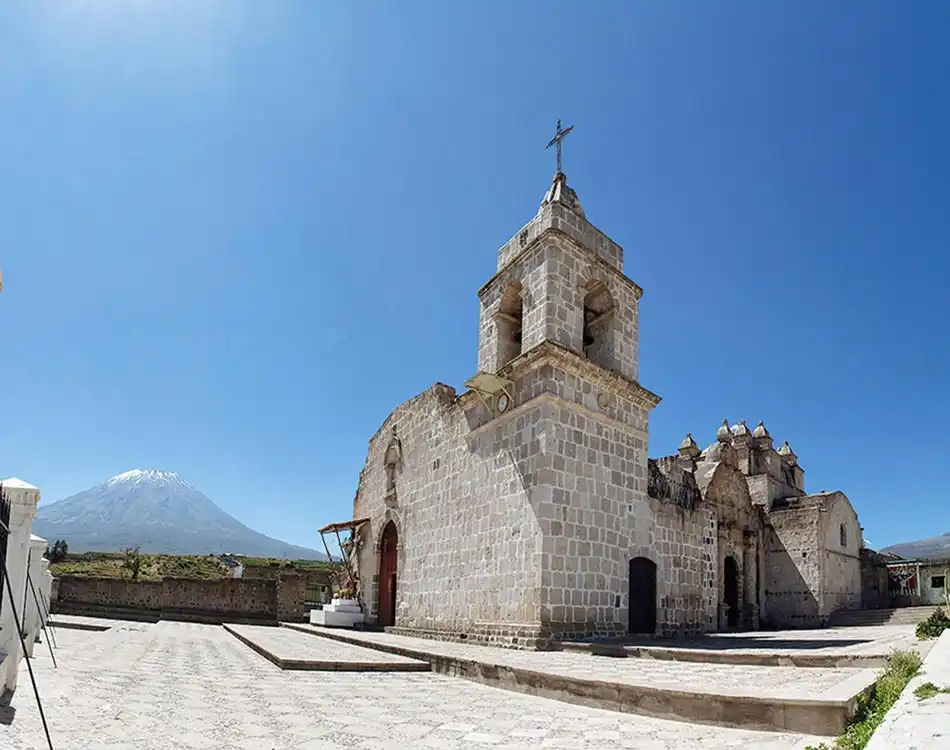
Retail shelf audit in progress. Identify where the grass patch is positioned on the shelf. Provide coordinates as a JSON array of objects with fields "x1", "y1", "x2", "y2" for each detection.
[
  {"x1": 805, "y1": 649, "x2": 922, "y2": 750},
  {"x1": 913, "y1": 681, "x2": 950, "y2": 700}
]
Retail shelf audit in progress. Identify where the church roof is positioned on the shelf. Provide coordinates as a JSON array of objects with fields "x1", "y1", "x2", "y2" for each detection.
[{"x1": 541, "y1": 172, "x2": 585, "y2": 218}]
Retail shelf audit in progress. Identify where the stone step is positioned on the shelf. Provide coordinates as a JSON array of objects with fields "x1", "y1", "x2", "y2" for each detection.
[
  {"x1": 280, "y1": 621, "x2": 874, "y2": 737},
  {"x1": 224, "y1": 623, "x2": 430, "y2": 672},
  {"x1": 52, "y1": 601, "x2": 160, "y2": 623},
  {"x1": 829, "y1": 606, "x2": 940, "y2": 627}
]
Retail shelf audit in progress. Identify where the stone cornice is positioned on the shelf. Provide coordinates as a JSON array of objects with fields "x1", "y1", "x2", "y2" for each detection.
[
  {"x1": 458, "y1": 340, "x2": 661, "y2": 411},
  {"x1": 463, "y1": 390, "x2": 650, "y2": 444},
  {"x1": 478, "y1": 227, "x2": 644, "y2": 300}
]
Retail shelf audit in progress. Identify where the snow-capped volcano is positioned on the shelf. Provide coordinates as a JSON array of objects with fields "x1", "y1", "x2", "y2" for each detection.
[{"x1": 33, "y1": 469, "x2": 325, "y2": 559}]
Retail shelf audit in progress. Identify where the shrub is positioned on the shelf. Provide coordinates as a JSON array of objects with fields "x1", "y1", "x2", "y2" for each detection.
[{"x1": 916, "y1": 608, "x2": 950, "y2": 640}]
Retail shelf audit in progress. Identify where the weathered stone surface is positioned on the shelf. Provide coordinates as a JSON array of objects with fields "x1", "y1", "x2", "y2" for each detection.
[{"x1": 2, "y1": 619, "x2": 828, "y2": 749}]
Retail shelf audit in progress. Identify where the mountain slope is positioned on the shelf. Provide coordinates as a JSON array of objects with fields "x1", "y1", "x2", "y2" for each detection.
[
  {"x1": 881, "y1": 532, "x2": 950, "y2": 561},
  {"x1": 33, "y1": 469, "x2": 326, "y2": 559}
]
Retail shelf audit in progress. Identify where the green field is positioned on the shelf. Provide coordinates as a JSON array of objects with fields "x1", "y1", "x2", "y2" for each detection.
[{"x1": 49, "y1": 551, "x2": 333, "y2": 581}]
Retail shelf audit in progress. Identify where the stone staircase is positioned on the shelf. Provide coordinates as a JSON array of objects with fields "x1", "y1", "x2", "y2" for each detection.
[{"x1": 829, "y1": 605, "x2": 941, "y2": 628}]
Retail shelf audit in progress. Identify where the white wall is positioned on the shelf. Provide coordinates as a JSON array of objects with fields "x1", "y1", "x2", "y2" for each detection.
[{"x1": 0, "y1": 478, "x2": 42, "y2": 694}]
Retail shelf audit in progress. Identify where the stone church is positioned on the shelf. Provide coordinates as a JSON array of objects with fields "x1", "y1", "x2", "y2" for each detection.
[{"x1": 331, "y1": 158, "x2": 863, "y2": 649}]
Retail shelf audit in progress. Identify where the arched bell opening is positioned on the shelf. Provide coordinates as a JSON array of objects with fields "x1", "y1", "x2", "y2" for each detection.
[
  {"x1": 496, "y1": 281, "x2": 524, "y2": 366},
  {"x1": 582, "y1": 283, "x2": 615, "y2": 369}
]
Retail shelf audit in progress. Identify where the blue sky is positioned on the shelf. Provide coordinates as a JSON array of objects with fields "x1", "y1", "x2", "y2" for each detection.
[{"x1": 1, "y1": 2, "x2": 947, "y2": 552}]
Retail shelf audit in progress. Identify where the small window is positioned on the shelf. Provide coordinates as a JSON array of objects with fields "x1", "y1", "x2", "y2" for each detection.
[
  {"x1": 932, "y1": 576, "x2": 946, "y2": 590},
  {"x1": 839, "y1": 524, "x2": 847, "y2": 548}
]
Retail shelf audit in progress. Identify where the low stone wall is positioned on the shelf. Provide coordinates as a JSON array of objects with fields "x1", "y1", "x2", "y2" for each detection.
[
  {"x1": 57, "y1": 577, "x2": 164, "y2": 612},
  {"x1": 52, "y1": 573, "x2": 322, "y2": 624}
]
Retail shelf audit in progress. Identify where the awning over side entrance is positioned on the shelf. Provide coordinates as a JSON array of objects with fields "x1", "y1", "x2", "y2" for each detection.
[{"x1": 318, "y1": 518, "x2": 370, "y2": 535}]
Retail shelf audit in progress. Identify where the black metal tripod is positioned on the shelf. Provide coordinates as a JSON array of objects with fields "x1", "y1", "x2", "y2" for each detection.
[{"x1": 0, "y1": 485, "x2": 54, "y2": 750}]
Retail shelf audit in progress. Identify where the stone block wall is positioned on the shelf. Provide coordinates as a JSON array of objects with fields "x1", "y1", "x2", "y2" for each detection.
[
  {"x1": 479, "y1": 238, "x2": 640, "y2": 381},
  {"x1": 354, "y1": 384, "x2": 547, "y2": 648},
  {"x1": 276, "y1": 572, "x2": 311, "y2": 622},
  {"x1": 57, "y1": 577, "x2": 164, "y2": 611},
  {"x1": 651, "y1": 500, "x2": 716, "y2": 634},
  {"x1": 495, "y1": 197, "x2": 624, "y2": 273},
  {"x1": 819, "y1": 492, "x2": 862, "y2": 616},
  {"x1": 764, "y1": 506, "x2": 822, "y2": 627},
  {"x1": 160, "y1": 577, "x2": 276, "y2": 617},
  {"x1": 354, "y1": 341, "x2": 663, "y2": 647}
]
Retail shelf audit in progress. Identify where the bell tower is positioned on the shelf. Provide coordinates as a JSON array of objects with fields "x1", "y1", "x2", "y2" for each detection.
[
  {"x1": 461, "y1": 123, "x2": 660, "y2": 644},
  {"x1": 476, "y1": 134, "x2": 643, "y2": 382}
]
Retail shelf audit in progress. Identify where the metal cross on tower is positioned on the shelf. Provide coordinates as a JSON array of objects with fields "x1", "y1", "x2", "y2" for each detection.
[{"x1": 545, "y1": 119, "x2": 574, "y2": 174}]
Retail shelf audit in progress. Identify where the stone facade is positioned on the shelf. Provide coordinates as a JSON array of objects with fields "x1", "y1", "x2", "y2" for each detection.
[
  {"x1": 654, "y1": 423, "x2": 864, "y2": 630},
  {"x1": 339, "y1": 170, "x2": 864, "y2": 648}
]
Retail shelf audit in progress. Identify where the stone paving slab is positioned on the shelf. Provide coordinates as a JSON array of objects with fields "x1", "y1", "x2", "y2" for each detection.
[
  {"x1": 282, "y1": 623, "x2": 875, "y2": 735},
  {"x1": 224, "y1": 623, "x2": 429, "y2": 672},
  {"x1": 866, "y1": 630, "x2": 950, "y2": 750},
  {"x1": 1, "y1": 621, "x2": 829, "y2": 749}
]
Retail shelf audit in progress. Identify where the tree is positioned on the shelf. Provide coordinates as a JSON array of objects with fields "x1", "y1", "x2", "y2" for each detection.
[
  {"x1": 123, "y1": 546, "x2": 142, "y2": 581},
  {"x1": 47, "y1": 540, "x2": 69, "y2": 563}
]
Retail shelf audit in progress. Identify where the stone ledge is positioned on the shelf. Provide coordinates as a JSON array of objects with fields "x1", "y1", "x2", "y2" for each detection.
[
  {"x1": 53, "y1": 600, "x2": 278, "y2": 626},
  {"x1": 559, "y1": 642, "x2": 894, "y2": 668},
  {"x1": 386, "y1": 624, "x2": 553, "y2": 651},
  {"x1": 47, "y1": 618, "x2": 111, "y2": 632},
  {"x1": 281, "y1": 622, "x2": 871, "y2": 735},
  {"x1": 224, "y1": 623, "x2": 430, "y2": 673}
]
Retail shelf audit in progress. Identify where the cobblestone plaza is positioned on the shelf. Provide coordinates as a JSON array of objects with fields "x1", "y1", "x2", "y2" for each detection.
[{"x1": 2, "y1": 620, "x2": 829, "y2": 750}]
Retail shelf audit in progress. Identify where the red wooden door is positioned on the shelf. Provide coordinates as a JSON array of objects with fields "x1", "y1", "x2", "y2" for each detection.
[{"x1": 378, "y1": 521, "x2": 398, "y2": 627}]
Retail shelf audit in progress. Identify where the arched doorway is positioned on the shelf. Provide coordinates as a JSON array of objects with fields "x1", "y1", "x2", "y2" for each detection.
[
  {"x1": 724, "y1": 555, "x2": 739, "y2": 628},
  {"x1": 628, "y1": 556, "x2": 657, "y2": 634},
  {"x1": 378, "y1": 521, "x2": 398, "y2": 628}
]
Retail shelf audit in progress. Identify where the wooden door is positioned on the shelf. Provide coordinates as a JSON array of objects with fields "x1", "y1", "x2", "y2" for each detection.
[
  {"x1": 628, "y1": 556, "x2": 657, "y2": 634},
  {"x1": 378, "y1": 521, "x2": 398, "y2": 628}
]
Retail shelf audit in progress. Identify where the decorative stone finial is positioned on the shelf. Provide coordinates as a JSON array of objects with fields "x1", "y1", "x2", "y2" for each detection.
[
  {"x1": 752, "y1": 421, "x2": 770, "y2": 439},
  {"x1": 732, "y1": 420, "x2": 751, "y2": 438},
  {"x1": 716, "y1": 419, "x2": 731, "y2": 442},
  {"x1": 678, "y1": 432, "x2": 701, "y2": 459},
  {"x1": 540, "y1": 171, "x2": 585, "y2": 218},
  {"x1": 778, "y1": 440, "x2": 798, "y2": 464}
]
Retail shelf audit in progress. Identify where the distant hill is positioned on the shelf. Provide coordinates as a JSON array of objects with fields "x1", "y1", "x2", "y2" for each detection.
[
  {"x1": 32, "y1": 469, "x2": 327, "y2": 560},
  {"x1": 881, "y1": 532, "x2": 950, "y2": 562}
]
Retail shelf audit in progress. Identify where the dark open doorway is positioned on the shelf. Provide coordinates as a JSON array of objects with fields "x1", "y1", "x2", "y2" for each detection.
[
  {"x1": 378, "y1": 521, "x2": 398, "y2": 628},
  {"x1": 628, "y1": 556, "x2": 657, "y2": 634},
  {"x1": 724, "y1": 555, "x2": 739, "y2": 628}
]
